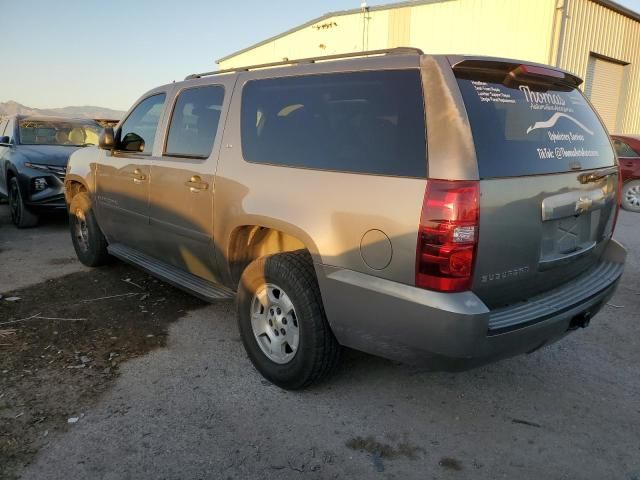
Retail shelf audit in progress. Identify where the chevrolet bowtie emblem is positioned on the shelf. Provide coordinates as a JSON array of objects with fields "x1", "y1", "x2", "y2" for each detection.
[{"x1": 575, "y1": 196, "x2": 593, "y2": 214}]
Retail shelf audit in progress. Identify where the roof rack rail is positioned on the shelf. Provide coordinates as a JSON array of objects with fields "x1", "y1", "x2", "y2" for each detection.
[{"x1": 185, "y1": 47, "x2": 423, "y2": 80}]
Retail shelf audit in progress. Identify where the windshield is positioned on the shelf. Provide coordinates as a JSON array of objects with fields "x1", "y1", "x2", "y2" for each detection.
[{"x1": 18, "y1": 119, "x2": 102, "y2": 146}]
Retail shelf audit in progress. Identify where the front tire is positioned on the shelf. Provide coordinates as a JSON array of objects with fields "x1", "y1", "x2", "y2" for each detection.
[
  {"x1": 237, "y1": 251, "x2": 340, "y2": 389},
  {"x1": 621, "y1": 180, "x2": 640, "y2": 212},
  {"x1": 69, "y1": 192, "x2": 110, "y2": 267},
  {"x1": 8, "y1": 176, "x2": 38, "y2": 228}
]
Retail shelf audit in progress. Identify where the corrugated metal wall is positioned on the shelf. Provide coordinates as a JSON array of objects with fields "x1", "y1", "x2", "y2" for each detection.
[
  {"x1": 219, "y1": 11, "x2": 391, "y2": 69},
  {"x1": 558, "y1": 0, "x2": 640, "y2": 133},
  {"x1": 388, "y1": 7, "x2": 412, "y2": 47},
  {"x1": 219, "y1": 0, "x2": 556, "y2": 69},
  {"x1": 408, "y1": 0, "x2": 556, "y2": 64}
]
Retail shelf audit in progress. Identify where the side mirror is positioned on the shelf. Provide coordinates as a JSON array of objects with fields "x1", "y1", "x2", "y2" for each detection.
[
  {"x1": 98, "y1": 128, "x2": 115, "y2": 150},
  {"x1": 120, "y1": 132, "x2": 145, "y2": 153},
  {"x1": 0, "y1": 136, "x2": 10, "y2": 145}
]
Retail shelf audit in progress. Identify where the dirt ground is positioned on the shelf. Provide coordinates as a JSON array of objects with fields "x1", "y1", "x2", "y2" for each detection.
[
  {"x1": 0, "y1": 207, "x2": 207, "y2": 479},
  {"x1": 0, "y1": 258, "x2": 206, "y2": 479},
  {"x1": 1, "y1": 205, "x2": 639, "y2": 480}
]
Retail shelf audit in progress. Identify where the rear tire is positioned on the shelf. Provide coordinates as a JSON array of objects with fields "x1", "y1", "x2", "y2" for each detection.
[
  {"x1": 8, "y1": 176, "x2": 38, "y2": 228},
  {"x1": 237, "y1": 250, "x2": 340, "y2": 389},
  {"x1": 621, "y1": 180, "x2": 640, "y2": 212},
  {"x1": 69, "y1": 192, "x2": 110, "y2": 267}
]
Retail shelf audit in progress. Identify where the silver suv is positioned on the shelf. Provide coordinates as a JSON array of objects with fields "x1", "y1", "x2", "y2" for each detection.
[{"x1": 65, "y1": 48, "x2": 626, "y2": 389}]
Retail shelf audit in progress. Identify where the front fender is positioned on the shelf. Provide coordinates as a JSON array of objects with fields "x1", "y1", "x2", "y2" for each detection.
[{"x1": 64, "y1": 148, "x2": 98, "y2": 203}]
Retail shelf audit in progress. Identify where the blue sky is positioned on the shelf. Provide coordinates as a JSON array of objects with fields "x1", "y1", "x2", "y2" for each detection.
[{"x1": 2, "y1": 0, "x2": 639, "y2": 111}]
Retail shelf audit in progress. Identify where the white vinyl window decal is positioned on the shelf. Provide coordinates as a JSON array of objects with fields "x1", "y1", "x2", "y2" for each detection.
[{"x1": 526, "y1": 112, "x2": 594, "y2": 135}]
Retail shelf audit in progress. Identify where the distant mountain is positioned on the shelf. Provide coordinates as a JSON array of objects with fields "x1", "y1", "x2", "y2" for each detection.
[{"x1": 0, "y1": 101, "x2": 125, "y2": 120}]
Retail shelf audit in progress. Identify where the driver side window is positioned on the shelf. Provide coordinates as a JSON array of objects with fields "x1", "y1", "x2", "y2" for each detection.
[{"x1": 119, "y1": 93, "x2": 166, "y2": 154}]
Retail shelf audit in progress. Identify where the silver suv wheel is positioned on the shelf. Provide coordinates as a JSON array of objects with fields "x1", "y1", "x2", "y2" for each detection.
[
  {"x1": 250, "y1": 283, "x2": 300, "y2": 364},
  {"x1": 622, "y1": 180, "x2": 640, "y2": 212},
  {"x1": 237, "y1": 250, "x2": 340, "y2": 389}
]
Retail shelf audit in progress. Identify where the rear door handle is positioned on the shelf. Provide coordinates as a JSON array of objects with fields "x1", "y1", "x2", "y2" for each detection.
[
  {"x1": 185, "y1": 175, "x2": 209, "y2": 193},
  {"x1": 577, "y1": 166, "x2": 617, "y2": 184},
  {"x1": 130, "y1": 168, "x2": 146, "y2": 184}
]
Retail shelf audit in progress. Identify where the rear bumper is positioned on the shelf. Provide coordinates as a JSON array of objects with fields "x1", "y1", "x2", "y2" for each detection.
[{"x1": 317, "y1": 239, "x2": 626, "y2": 370}]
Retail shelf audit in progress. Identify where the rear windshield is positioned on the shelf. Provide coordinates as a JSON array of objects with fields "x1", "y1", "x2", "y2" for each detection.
[
  {"x1": 241, "y1": 70, "x2": 427, "y2": 178},
  {"x1": 456, "y1": 73, "x2": 615, "y2": 178}
]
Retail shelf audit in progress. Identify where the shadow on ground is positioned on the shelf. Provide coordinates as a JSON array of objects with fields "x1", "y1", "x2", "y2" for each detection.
[{"x1": 0, "y1": 263, "x2": 207, "y2": 479}]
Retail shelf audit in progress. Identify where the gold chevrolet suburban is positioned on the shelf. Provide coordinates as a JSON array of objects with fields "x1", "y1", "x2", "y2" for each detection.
[{"x1": 64, "y1": 48, "x2": 626, "y2": 389}]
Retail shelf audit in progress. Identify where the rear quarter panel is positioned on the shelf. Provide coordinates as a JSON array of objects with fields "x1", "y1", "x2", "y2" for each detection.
[{"x1": 214, "y1": 158, "x2": 426, "y2": 287}]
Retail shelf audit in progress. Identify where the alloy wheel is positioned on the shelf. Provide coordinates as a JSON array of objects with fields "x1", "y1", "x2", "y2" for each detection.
[
  {"x1": 624, "y1": 183, "x2": 640, "y2": 209},
  {"x1": 8, "y1": 181, "x2": 20, "y2": 223},
  {"x1": 73, "y1": 208, "x2": 90, "y2": 253},
  {"x1": 250, "y1": 283, "x2": 300, "y2": 364}
]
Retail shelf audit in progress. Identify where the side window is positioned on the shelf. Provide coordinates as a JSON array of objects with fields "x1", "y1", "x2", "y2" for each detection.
[
  {"x1": 613, "y1": 139, "x2": 638, "y2": 157},
  {"x1": 165, "y1": 85, "x2": 225, "y2": 158},
  {"x1": 119, "y1": 93, "x2": 166, "y2": 154},
  {"x1": 240, "y1": 70, "x2": 427, "y2": 177},
  {"x1": 0, "y1": 119, "x2": 7, "y2": 137}
]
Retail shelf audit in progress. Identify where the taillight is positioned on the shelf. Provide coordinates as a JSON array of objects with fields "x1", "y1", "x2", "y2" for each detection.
[{"x1": 415, "y1": 180, "x2": 480, "y2": 293}]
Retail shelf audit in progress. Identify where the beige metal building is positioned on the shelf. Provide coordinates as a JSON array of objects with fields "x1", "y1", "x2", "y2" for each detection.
[{"x1": 217, "y1": 0, "x2": 640, "y2": 134}]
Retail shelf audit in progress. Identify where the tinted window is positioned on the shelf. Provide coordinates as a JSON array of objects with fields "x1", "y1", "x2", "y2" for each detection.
[
  {"x1": 165, "y1": 85, "x2": 225, "y2": 158},
  {"x1": 613, "y1": 139, "x2": 639, "y2": 157},
  {"x1": 456, "y1": 74, "x2": 615, "y2": 178},
  {"x1": 119, "y1": 93, "x2": 166, "y2": 154},
  {"x1": 241, "y1": 70, "x2": 426, "y2": 177}
]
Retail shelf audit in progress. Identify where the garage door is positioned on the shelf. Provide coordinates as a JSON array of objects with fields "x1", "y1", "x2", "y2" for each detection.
[{"x1": 585, "y1": 56, "x2": 625, "y2": 133}]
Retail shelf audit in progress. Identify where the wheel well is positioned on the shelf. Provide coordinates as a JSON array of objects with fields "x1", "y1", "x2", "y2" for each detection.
[
  {"x1": 6, "y1": 168, "x2": 15, "y2": 184},
  {"x1": 64, "y1": 181, "x2": 87, "y2": 204},
  {"x1": 5, "y1": 169, "x2": 18, "y2": 195},
  {"x1": 228, "y1": 226, "x2": 308, "y2": 287}
]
